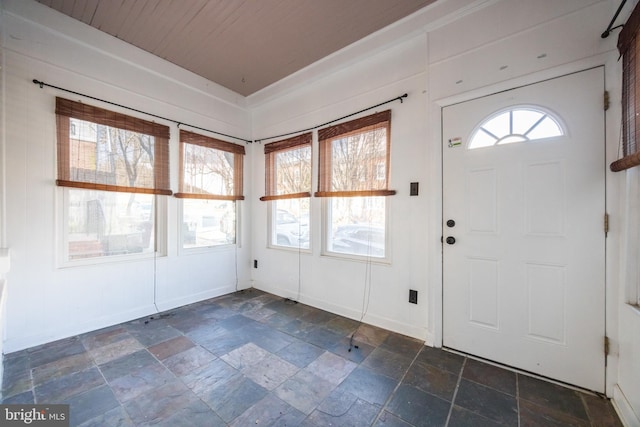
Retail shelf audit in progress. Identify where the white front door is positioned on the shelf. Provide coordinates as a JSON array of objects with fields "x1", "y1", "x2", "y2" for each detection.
[{"x1": 442, "y1": 68, "x2": 606, "y2": 392}]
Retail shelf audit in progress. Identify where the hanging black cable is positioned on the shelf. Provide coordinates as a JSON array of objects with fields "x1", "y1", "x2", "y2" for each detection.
[
  {"x1": 602, "y1": 0, "x2": 627, "y2": 38},
  {"x1": 254, "y1": 93, "x2": 408, "y2": 143},
  {"x1": 32, "y1": 79, "x2": 253, "y2": 144}
]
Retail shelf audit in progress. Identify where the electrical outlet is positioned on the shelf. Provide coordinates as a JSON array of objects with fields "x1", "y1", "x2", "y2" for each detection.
[
  {"x1": 409, "y1": 289, "x2": 418, "y2": 304},
  {"x1": 410, "y1": 182, "x2": 419, "y2": 196}
]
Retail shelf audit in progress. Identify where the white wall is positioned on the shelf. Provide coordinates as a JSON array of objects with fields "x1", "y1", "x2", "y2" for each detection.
[
  {"x1": 249, "y1": 0, "x2": 640, "y2": 422},
  {"x1": 250, "y1": 33, "x2": 431, "y2": 339},
  {"x1": 0, "y1": 0, "x2": 253, "y2": 352},
  {"x1": 2, "y1": 0, "x2": 640, "y2": 423}
]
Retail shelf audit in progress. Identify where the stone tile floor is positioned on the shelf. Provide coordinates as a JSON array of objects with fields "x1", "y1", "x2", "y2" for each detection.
[{"x1": 1, "y1": 289, "x2": 623, "y2": 426}]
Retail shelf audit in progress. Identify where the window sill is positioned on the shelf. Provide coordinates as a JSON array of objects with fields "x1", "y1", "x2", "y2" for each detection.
[
  {"x1": 320, "y1": 252, "x2": 391, "y2": 266},
  {"x1": 268, "y1": 245, "x2": 312, "y2": 254}
]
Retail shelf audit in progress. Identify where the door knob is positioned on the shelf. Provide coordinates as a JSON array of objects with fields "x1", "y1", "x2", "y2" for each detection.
[{"x1": 446, "y1": 236, "x2": 456, "y2": 245}]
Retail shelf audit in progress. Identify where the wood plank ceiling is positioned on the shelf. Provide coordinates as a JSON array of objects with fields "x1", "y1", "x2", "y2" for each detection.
[{"x1": 35, "y1": 0, "x2": 437, "y2": 96}]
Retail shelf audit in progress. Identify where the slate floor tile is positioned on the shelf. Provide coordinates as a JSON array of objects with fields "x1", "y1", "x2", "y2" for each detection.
[
  {"x1": 128, "y1": 324, "x2": 181, "y2": 347},
  {"x1": 29, "y1": 337, "x2": 86, "y2": 368},
  {"x1": 81, "y1": 327, "x2": 131, "y2": 351},
  {"x1": 199, "y1": 329, "x2": 251, "y2": 356},
  {"x1": 448, "y1": 406, "x2": 507, "y2": 427},
  {"x1": 352, "y1": 324, "x2": 390, "y2": 347},
  {"x1": 123, "y1": 380, "x2": 198, "y2": 425},
  {"x1": 274, "y1": 369, "x2": 335, "y2": 415},
  {"x1": 99, "y1": 350, "x2": 157, "y2": 382},
  {"x1": 89, "y1": 337, "x2": 145, "y2": 365},
  {"x1": 243, "y1": 353, "x2": 300, "y2": 390},
  {"x1": 163, "y1": 346, "x2": 217, "y2": 376},
  {"x1": 244, "y1": 324, "x2": 297, "y2": 353},
  {"x1": 325, "y1": 316, "x2": 360, "y2": 336},
  {"x1": 34, "y1": 367, "x2": 104, "y2": 403},
  {"x1": 380, "y1": 333, "x2": 423, "y2": 357},
  {"x1": 242, "y1": 306, "x2": 277, "y2": 322},
  {"x1": 373, "y1": 411, "x2": 414, "y2": 426},
  {"x1": 304, "y1": 398, "x2": 379, "y2": 427},
  {"x1": 454, "y1": 379, "x2": 518, "y2": 426},
  {"x1": 414, "y1": 346, "x2": 465, "y2": 375},
  {"x1": 386, "y1": 384, "x2": 451, "y2": 427},
  {"x1": 108, "y1": 362, "x2": 174, "y2": 402},
  {"x1": 518, "y1": 374, "x2": 589, "y2": 421},
  {"x1": 150, "y1": 399, "x2": 226, "y2": 427},
  {"x1": 200, "y1": 374, "x2": 268, "y2": 423},
  {"x1": 462, "y1": 358, "x2": 516, "y2": 396},
  {"x1": 229, "y1": 394, "x2": 306, "y2": 427},
  {"x1": 304, "y1": 326, "x2": 346, "y2": 351},
  {"x1": 65, "y1": 385, "x2": 120, "y2": 426},
  {"x1": 77, "y1": 406, "x2": 135, "y2": 427},
  {"x1": 519, "y1": 399, "x2": 590, "y2": 427},
  {"x1": 148, "y1": 335, "x2": 195, "y2": 360},
  {"x1": 362, "y1": 347, "x2": 413, "y2": 381},
  {"x1": 260, "y1": 312, "x2": 296, "y2": 329},
  {"x1": 31, "y1": 352, "x2": 94, "y2": 386},
  {"x1": 402, "y1": 361, "x2": 459, "y2": 401},
  {"x1": 304, "y1": 351, "x2": 357, "y2": 385},
  {"x1": 329, "y1": 336, "x2": 375, "y2": 364},
  {"x1": 1, "y1": 290, "x2": 623, "y2": 427},
  {"x1": 220, "y1": 342, "x2": 270, "y2": 370},
  {"x1": 1, "y1": 374, "x2": 32, "y2": 400},
  {"x1": 582, "y1": 393, "x2": 624, "y2": 426},
  {"x1": 336, "y1": 366, "x2": 398, "y2": 406},
  {"x1": 276, "y1": 339, "x2": 324, "y2": 368},
  {"x1": 1, "y1": 390, "x2": 35, "y2": 404},
  {"x1": 181, "y1": 358, "x2": 239, "y2": 396}
]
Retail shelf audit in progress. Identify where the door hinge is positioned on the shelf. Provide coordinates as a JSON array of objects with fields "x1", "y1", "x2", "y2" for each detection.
[
  {"x1": 604, "y1": 91, "x2": 610, "y2": 111},
  {"x1": 604, "y1": 336, "x2": 610, "y2": 357},
  {"x1": 604, "y1": 213, "x2": 609, "y2": 235}
]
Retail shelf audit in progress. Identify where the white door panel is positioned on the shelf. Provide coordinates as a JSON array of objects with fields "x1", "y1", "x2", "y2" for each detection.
[{"x1": 442, "y1": 68, "x2": 605, "y2": 392}]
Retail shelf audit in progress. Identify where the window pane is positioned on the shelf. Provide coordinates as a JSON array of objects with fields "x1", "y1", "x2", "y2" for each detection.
[
  {"x1": 272, "y1": 199, "x2": 310, "y2": 249},
  {"x1": 275, "y1": 146, "x2": 311, "y2": 195},
  {"x1": 331, "y1": 127, "x2": 387, "y2": 191},
  {"x1": 183, "y1": 144, "x2": 234, "y2": 196},
  {"x1": 526, "y1": 116, "x2": 563, "y2": 140},
  {"x1": 182, "y1": 199, "x2": 235, "y2": 248},
  {"x1": 69, "y1": 119, "x2": 156, "y2": 189},
  {"x1": 67, "y1": 189, "x2": 154, "y2": 260},
  {"x1": 327, "y1": 197, "x2": 385, "y2": 258}
]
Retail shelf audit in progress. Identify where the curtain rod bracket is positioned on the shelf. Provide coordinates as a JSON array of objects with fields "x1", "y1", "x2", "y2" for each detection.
[{"x1": 33, "y1": 79, "x2": 44, "y2": 88}]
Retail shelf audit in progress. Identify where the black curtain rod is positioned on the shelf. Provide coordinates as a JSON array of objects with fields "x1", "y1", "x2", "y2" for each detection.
[
  {"x1": 32, "y1": 79, "x2": 253, "y2": 144},
  {"x1": 602, "y1": 0, "x2": 627, "y2": 38},
  {"x1": 253, "y1": 93, "x2": 408, "y2": 143}
]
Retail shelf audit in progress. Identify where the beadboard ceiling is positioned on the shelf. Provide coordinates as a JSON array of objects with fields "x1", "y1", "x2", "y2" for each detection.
[{"x1": 35, "y1": 0, "x2": 437, "y2": 96}]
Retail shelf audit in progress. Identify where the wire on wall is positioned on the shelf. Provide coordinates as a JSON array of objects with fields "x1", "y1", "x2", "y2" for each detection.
[{"x1": 32, "y1": 79, "x2": 252, "y2": 144}]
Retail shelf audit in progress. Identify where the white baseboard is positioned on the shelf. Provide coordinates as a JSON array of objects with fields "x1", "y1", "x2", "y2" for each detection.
[
  {"x1": 612, "y1": 385, "x2": 640, "y2": 427},
  {"x1": 254, "y1": 281, "x2": 429, "y2": 341}
]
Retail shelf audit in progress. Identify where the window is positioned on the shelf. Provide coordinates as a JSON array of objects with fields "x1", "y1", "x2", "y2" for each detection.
[
  {"x1": 611, "y1": 2, "x2": 640, "y2": 172},
  {"x1": 469, "y1": 107, "x2": 564, "y2": 149},
  {"x1": 316, "y1": 110, "x2": 395, "y2": 259},
  {"x1": 55, "y1": 97, "x2": 170, "y2": 261},
  {"x1": 260, "y1": 133, "x2": 312, "y2": 250},
  {"x1": 175, "y1": 130, "x2": 245, "y2": 248}
]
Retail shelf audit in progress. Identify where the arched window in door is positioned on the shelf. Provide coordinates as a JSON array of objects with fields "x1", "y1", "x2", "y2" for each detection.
[{"x1": 469, "y1": 106, "x2": 565, "y2": 149}]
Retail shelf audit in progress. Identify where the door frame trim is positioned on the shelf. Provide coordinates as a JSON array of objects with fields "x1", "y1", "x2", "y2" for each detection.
[{"x1": 426, "y1": 56, "x2": 618, "y2": 396}]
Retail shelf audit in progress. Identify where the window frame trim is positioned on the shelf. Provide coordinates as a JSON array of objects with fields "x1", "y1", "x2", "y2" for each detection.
[
  {"x1": 56, "y1": 188, "x2": 167, "y2": 268},
  {"x1": 320, "y1": 197, "x2": 391, "y2": 264}
]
